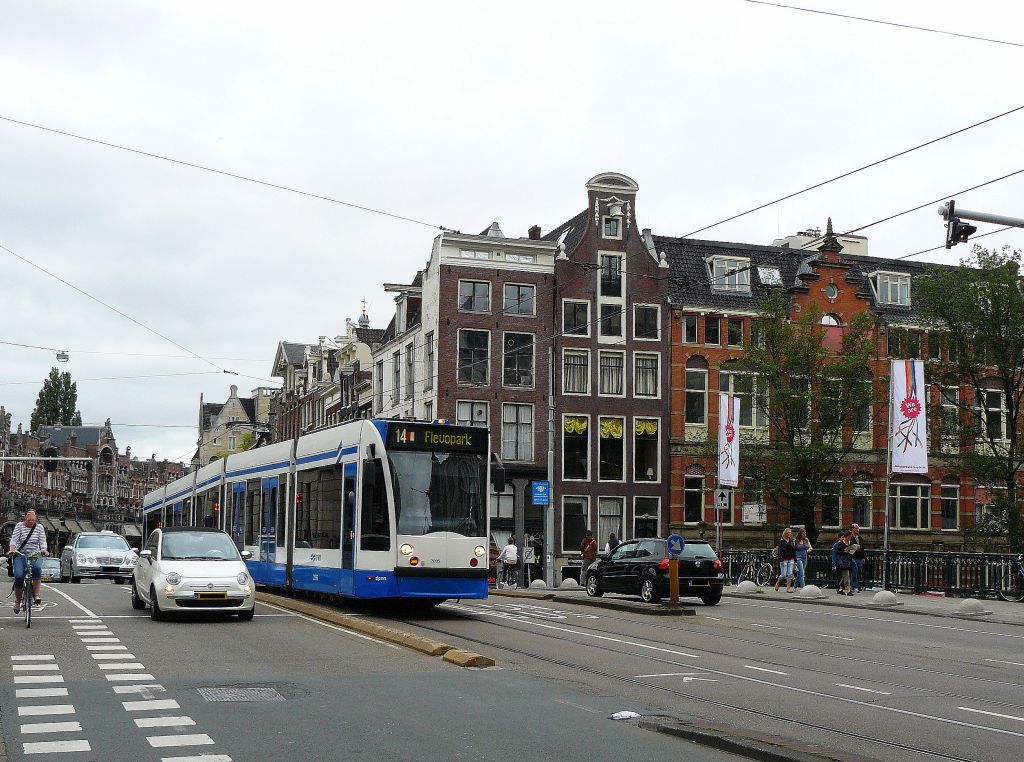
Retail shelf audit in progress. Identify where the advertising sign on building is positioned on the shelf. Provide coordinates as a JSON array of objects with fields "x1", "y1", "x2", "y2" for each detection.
[
  {"x1": 717, "y1": 393, "x2": 741, "y2": 487},
  {"x1": 890, "y1": 359, "x2": 928, "y2": 474},
  {"x1": 742, "y1": 503, "x2": 767, "y2": 525}
]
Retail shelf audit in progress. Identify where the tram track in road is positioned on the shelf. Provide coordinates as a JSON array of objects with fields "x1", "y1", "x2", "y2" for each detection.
[
  {"x1": 395, "y1": 614, "x2": 983, "y2": 762},
  {"x1": 459, "y1": 599, "x2": 1024, "y2": 710}
]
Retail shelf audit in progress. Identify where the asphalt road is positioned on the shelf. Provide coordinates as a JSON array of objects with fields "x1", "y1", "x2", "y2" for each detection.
[
  {"x1": 353, "y1": 592, "x2": 1024, "y2": 762},
  {"x1": 0, "y1": 581, "x2": 745, "y2": 762}
]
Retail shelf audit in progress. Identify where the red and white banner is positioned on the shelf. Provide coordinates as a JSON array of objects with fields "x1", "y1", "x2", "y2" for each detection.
[
  {"x1": 890, "y1": 359, "x2": 928, "y2": 474},
  {"x1": 718, "y1": 392, "x2": 741, "y2": 487}
]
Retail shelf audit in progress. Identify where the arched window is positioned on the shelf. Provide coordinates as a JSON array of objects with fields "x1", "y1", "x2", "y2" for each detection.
[{"x1": 821, "y1": 314, "x2": 842, "y2": 326}]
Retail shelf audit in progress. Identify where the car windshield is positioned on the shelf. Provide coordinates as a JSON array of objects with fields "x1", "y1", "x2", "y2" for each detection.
[
  {"x1": 160, "y1": 532, "x2": 241, "y2": 561},
  {"x1": 77, "y1": 535, "x2": 130, "y2": 551},
  {"x1": 681, "y1": 543, "x2": 718, "y2": 560},
  {"x1": 388, "y1": 451, "x2": 486, "y2": 536}
]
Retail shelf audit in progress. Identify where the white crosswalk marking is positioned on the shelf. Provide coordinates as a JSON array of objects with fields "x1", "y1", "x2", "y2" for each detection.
[
  {"x1": 113, "y1": 684, "x2": 165, "y2": 694},
  {"x1": 16, "y1": 688, "x2": 68, "y2": 698},
  {"x1": 97, "y1": 663, "x2": 146, "y2": 670},
  {"x1": 10, "y1": 655, "x2": 56, "y2": 661},
  {"x1": 106, "y1": 673, "x2": 156, "y2": 681},
  {"x1": 80, "y1": 637, "x2": 119, "y2": 643},
  {"x1": 123, "y1": 699, "x2": 180, "y2": 712},
  {"x1": 135, "y1": 716, "x2": 196, "y2": 728},
  {"x1": 18, "y1": 705, "x2": 76, "y2": 716},
  {"x1": 13, "y1": 664, "x2": 60, "y2": 671},
  {"x1": 78, "y1": 632, "x2": 115, "y2": 638},
  {"x1": 14, "y1": 675, "x2": 65, "y2": 684},
  {"x1": 68, "y1": 619, "x2": 101, "y2": 624},
  {"x1": 161, "y1": 756, "x2": 232, "y2": 762},
  {"x1": 23, "y1": 739, "x2": 91, "y2": 754},
  {"x1": 147, "y1": 734, "x2": 215, "y2": 748},
  {"x1": 92, "y1": 653, "x2": 137, "y2": 660},
  {"x1": 86, "y1": 645, "x2": 127, "y2": 651},
  {"x1": 19, "y1": 721, "x2": 83, "y2": 734}
]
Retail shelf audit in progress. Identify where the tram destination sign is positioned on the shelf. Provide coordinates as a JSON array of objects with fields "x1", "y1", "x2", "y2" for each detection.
[{"x1": 386, "y1": 423, "x2": 488, "y2": 454}]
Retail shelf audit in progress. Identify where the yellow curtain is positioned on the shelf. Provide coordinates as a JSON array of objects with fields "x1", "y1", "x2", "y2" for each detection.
[
  {"x1": 564, "y1": 416, "x2": 588, "y2": 434},
  {"x1": 635, "y1": 419, "x2": 658, "y2": 437},
  {"x1": 600, "y1": 418, "x2": 624, "y2": 439}
]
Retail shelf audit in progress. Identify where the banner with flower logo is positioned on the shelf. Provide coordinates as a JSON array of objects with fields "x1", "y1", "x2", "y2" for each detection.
[
  {"x1": 890, "y1": 359, "x2": 929, "y2": 474},
  {"x1": 717, "y1": 392, "x2": 741, "y2": 487}
]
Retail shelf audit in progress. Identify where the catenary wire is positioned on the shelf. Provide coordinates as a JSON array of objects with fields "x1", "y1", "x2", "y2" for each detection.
[
  {"x1": 0, "y1": 371, "x2": 223, "y2": 386},
  {"x1": 0, "y1": 339, "x2": 268, "y2": 363},
  {"x1": 0, "y1": 115, "x2": 442, "y2": 230},
  {"x1": 743, "y1": 0, "x2": 1024, "y2": 48},
  {"x1": 683, "y1": 103, "x2": 1024, "y2": 237}
]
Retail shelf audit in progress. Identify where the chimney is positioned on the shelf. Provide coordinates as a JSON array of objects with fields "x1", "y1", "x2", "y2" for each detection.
[{"x1": 528, "y1": 225, "x2": 541, "y2": 240}]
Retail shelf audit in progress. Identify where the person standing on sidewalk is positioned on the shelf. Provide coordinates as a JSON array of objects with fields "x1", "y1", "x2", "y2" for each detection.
[
  {"x1": 580, "y1": 530, "x2": 599, "y2": 582},
  {"x1": 831, "y1": 530, "x2": 853, "y2": 595},
  {"x1": 850, "y1": 523, "x2": 866, "y2": 592},
  {"x1": 774, "y1": 527, "x2": 797, "y2": 592},
  {"x1": 794, "y1": 529, "x2": 812, "y2": 589}
]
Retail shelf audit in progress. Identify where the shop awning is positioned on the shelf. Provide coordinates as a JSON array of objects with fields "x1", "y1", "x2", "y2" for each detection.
[
  {"x1": 64, "y1": 520, "x2": 83, "y2": 533},
  {"x1": 122, "y1": 524, "x2": 142, "y2": 538},
  {"x1": 39, "y1": 518, "x2": 56, "y2": 532}
]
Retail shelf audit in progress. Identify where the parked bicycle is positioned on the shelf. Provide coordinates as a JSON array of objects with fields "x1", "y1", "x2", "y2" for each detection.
[
  {"x1": 736, "y1": 555, "x2": 773, "y2": 587},
  {"x1": 998, "y1": 554, "x2": 1024, "y2": 603},
  {"x1": 10, "y1": 550, "x2": 43, "y2": 629}
]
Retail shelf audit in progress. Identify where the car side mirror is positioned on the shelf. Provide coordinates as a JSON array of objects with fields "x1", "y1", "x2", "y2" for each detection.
[
  {"x1": 139, "y1": 549, "x2": 153, "y2": 559},
  {"x1": 240, "y1": 550, "x2": 252, "y2": 560},
  {"x1": 601, "y1": 552, "x2": 611, "y2": 560}
]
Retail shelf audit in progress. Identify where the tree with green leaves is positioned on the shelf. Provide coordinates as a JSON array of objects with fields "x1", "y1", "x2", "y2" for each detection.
[
  {"x1": 740, "y1": 292, "x2": 877, "y2": 544},
  {"x1": 918, "y1": 245, "x2": 1024, "y2": 553},
  {"x1": 30, "y1": 367, "x2": 83, "y2": 431}
]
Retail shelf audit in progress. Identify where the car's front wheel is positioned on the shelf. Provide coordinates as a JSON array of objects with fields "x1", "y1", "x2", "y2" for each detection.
[
  {"x1": 60, "y1": 564, "x2": 69, "y2": 584},
  {"x1": 586, "y1": 574, "x2": 603, "y2": 597},
  {"x1": 237, "y1": 607, "x2": 255, "y2": 621},
  {"x1": 149, "y1": 587, "x2": 165, "y2": 621},
  {"x1": 640, "y1": 576, "x2": 661, "y2": 604},
  {"x1": 701, "y1": 593, "x2": 722, "y2": 606},
  {"x1": 130, "y1": 581, "x2": 147, "y2": 610}
]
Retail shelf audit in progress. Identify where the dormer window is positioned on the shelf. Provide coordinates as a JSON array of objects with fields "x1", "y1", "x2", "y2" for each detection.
[
  {"x1": 602, "y1": 216, "x2": 621, "y2": 239},
  {"x1": 709, "y1": 257, "x2": 751, "y2": 292},
  {"x1": 874, "y1": 271, "x2": 911, "y2": 306}
]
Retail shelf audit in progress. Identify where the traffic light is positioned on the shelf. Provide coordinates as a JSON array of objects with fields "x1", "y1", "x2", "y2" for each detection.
[
  {"x1": 42, "y1": 446, "x2": 59, "y2": 473},
  {"x1": 946, "y1": 216, "x2": 977, "y2": 249}
]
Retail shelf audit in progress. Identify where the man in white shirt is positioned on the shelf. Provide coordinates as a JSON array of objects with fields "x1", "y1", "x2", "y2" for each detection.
[
  {"x1": 496, "y1": 536, "x2": 518, "y2": 588},
  {"x1": 8, "y1": 509, "x2": 49, "y2": 614}
]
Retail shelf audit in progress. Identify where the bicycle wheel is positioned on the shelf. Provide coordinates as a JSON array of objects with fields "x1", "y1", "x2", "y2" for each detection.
[
  {"x1": 998, "y1": 573, "x2": 1024, "y2": 603},
  {"x1": 25, "y1": 594, "x2": 31, "y2": 629},
  {"x1": 736, "y1": 565, "x2": 751, "y2": 585},
  {"x1": 755, "y1": 563, "x2": 772, "y2": 587}
]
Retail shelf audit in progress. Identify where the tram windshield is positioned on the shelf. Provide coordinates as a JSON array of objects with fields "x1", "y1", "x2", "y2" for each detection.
[{"x1": 388, "y1": 451, "x2": 486, "y2": 537}]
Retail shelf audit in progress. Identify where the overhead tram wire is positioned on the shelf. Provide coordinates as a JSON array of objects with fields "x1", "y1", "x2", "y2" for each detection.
[
  {"x1": 743, "y1": 1, "x2": 1024, "y2": 48},
  {"x1": 0, "y1": 339, "x2": 268, "y2": 363},
  {"x1": 0, "y1": 115, "x2": 442, "y2": 230},
  {"x1": 683, "y1": 103, "x2": 1024, "y2": 238},
  {"x1": 0, "y1": 371, "x2": 223, "y2": 387}
]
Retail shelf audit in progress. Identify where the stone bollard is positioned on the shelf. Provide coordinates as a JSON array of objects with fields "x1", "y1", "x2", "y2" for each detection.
[
  {"x1": 956, "y1": 597, "x2": 991, "y2": 617},
  {"x1": 530, "y1": 579, "x2": 547, "y2": 589},
  {"x1": 870, "y1": 590, "x2": 899, "y2": 607},
  {"x1": 559, "y1": 578, "x2": 581, "y2": 589},
  {"x1": 736, "y1": 580, "x2": 760, "y2": 594},
  {"x1": 798, "y1": 584, "x2": 825, "y2": 599}
]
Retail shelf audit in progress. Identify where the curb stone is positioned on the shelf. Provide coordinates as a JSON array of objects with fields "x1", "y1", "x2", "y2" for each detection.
[
  {"x1": 442, "y1": 649, "x2": 495, "y2": 667},
  {"x1": 638, "y1": 718, "x2": 873, "y2": 762}
]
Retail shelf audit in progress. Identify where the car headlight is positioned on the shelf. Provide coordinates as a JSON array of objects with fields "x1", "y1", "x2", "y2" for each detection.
[
  {"x1": 127, "y1": 556, "x2": 137, "y2": 566},
  {"x1": 400, "y1": 544, "x2": 414, "y2": 556},
  {"x1": 77, "y1": 554, "x2": 87, "y2": 564},
  {"x1": 474, "y1": 545, "x2": 485, "y2": 557},
  {"x1": 165, "y1": 572, "x2": 182, "y2": 586},
  {"x1": 237, "y1": 572, "x2": 249, "y2": 585}
]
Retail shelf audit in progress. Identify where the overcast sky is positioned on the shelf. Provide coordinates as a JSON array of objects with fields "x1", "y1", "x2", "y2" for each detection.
[{"x1": 2, "y1": 1, "x2": 1021, "y2": 463}]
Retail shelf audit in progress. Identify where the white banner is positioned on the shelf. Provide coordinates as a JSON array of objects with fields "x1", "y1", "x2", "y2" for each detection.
[
  {"x1": 718, "y1": 393, "x2": 741, "y2": 487},
  {"x1": 890, "y1": 359, "x2": 928, "y2": 474}
]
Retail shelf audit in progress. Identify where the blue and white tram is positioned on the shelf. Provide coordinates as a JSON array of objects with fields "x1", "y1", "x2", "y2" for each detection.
[{"x1": 142, "y1": 418, "x2": 495, "y2": 603}]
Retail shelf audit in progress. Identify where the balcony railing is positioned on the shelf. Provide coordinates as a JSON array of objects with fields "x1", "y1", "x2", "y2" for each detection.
[{"x1": 721, "y1": 548, "x2": 1020, "y2": 598}]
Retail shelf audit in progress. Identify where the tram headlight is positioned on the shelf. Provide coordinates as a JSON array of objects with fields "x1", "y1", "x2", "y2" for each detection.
[
  {"x1": 165, "y1": 572, "x2": 182, "y2": 586},
  {"x1": 474, "y1": 545, "x2": 485, "y2": 557},
  {"x1": 400, "y1": 544, "x2": 414, "y2": 556}
]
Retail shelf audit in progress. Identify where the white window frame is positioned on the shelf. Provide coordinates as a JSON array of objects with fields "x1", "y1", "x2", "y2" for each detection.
[
  {"x1": 561, "y1": 413, "x2": 590, "y2": 482},
  {"x1": 423, "y1": 401, "x2": 433, "y2": 422},
  {"x1": 457, "y1": 279, "x2": 492, "y2": 313},
  {"x1": 874, "y1": 271, "x2": 911, "y2": 306},
  {"x1": 719, "y1": 370, "x2": 767, "y2": 429},
  {"x1": 561, "y1": 496, "x2": 590, "y2": 553},
  {"x1": 888, "y1": 483, "x2": 931, "y2": 530},
  {"x1": 941, "y1": 484, "x2": 959, "y2": 531},
  {"x1": 457, "y1": 329, "x2": 490, "y2": 386},
  {"x1": 502, "y1": 332, "x2": 535, "y2": 389},
  {"x1": 562, "y1": 349, "x2": 591, "y2": 396},
  {"x1": 597, "y1": 415, "x2": 627, "y2": 483},
  {"x1": 598, "y1": 350, "x2": 626, "y2": 397},
  {"x1": 501, "y1": 403, "x2": 534, "y2": 462},
  {"x1": 632, "y1": 416, "x2": 661, "y2": 483},
  {"x1": 633, "y1": 303, "x2": 661, "y2": 341},
  {"x1": 503, "y1": 282, "x2": 537, "y2": 317},
  {"x1": 490, "y1": 485, "x2": 514, "y2": 520},
  {"x1": 562, "y1": 299, "x2": 591, "y2": 338},
  {"x1": 683, "y1": 314, "x2": 698, "y2": 344},
  {"x1": 423, "y1": 332, "x2": 434, "y2": 391},
  {"x1": 633, "y1": 496, "x2": 661, "y2": 539},
  {"x1": 705, "y1": 315, "x2": 721, "y2": 346},
  {"x1": 455, "y1": 400, "x2": 489, "y2": 428},
  {"x1": 633, "y1": 352, "x2": 661, "y2": 399},
  {"x1": 727, "y1": 317, "x2": 744, "y2": 347},
  {"x1": 598, "y1": 496, "x2": 625, "y2": 544},
  {"x1": 405, "y1": 342, "x2": 415, "y2": 400},
  {"x1": 683, "y1": 476, "x2": 704, "y2": 524},
  {"x1": 602, "y1": 215, "x2": 622, "y2": 240},
  {"x1": 599, "y1": 303, "x2": 624, "y2": 341},
  {"x1": 708, "y1": 256, "x2": 751, "y2": 293},
  {"x1": 391, "y1": 351, "x2": 401, "y2": 402},
  {"x1": 977, "y1": 387, "x2": 1008, "y2": 442},
  {"x1": 852, "y1": 482, "x2": 873, "y2": 529}
]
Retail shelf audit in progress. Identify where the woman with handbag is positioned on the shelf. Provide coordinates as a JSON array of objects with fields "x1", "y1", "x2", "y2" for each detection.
[
  {"x1": 794, "y1": 529, "x2": 812, "y2": 589},
  {"x1": 774, "y1": 527, "x2": 797, "y2": 592},
  {"x1": 831, "y1": 529, "x2": 854, "y2": 595}
]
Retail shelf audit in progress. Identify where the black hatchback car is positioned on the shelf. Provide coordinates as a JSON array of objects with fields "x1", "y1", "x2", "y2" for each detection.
[{"x1": 584, "y1": 538, "x2": 725, "y2": 605}]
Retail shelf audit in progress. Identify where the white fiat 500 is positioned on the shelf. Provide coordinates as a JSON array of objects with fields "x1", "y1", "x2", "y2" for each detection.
[{"x1": 131, "y1": 527, "x2": 255, "y2": 621}]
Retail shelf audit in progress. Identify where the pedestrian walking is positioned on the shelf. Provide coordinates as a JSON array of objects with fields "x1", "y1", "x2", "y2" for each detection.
[
  {"x1": 831, "y1": 529, "x2": 853, "y2": 595},
  {"x1": 774, "y1": 527, "x2": 797, "y2": 592},
  {"x1": 579, "y1": 530, "x2": 599, "y2": 581},
  {"x1": 604, "y1": 532, "x2": 621, "y2": 553},
  {"x1": 794, "y1": 528, "x2": 812, "y2": 588},
  {"x1": 850, "y1": 523, "x2": 865, "y2": 592}
]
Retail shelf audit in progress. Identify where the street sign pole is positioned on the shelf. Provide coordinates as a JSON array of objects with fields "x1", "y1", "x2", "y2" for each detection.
[{"x1": 670, "y1": 558, "x2": 680, "y2": 604}]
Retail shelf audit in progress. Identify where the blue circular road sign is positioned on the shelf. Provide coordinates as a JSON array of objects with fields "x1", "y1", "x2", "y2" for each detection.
[{"x1": 667, "y1": 534, "x2": 685, "y2": 558}]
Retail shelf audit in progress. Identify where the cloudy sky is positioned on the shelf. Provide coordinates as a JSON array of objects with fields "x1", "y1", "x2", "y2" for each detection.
[{"x1": 2, "y1": 1, "x2": 1021, "y2": 463}]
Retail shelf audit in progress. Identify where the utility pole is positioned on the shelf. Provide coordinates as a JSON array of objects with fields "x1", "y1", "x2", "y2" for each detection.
[
  {"x1": 546, "y1": 345, "x2": 555, "y2": 588},
  {"x1": 939, "y1": 200, "x2": 1024, "y2": 248}
]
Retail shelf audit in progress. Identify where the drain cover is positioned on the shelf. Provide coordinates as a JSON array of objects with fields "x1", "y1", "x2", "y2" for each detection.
[{"x1": 198, "y1": 686, "x2": 285, "y2": 702}]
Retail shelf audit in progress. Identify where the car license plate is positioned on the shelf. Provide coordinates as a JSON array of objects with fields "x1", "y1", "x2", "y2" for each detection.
[
  {"x1": 196, "y1": 592, "x2": 227, "y2": 600},
  {"x1": 101, "y1": 566, "x2": 119, "y2": 573}
]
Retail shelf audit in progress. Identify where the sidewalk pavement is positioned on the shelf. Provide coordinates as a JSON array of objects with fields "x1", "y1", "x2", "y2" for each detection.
[{"x1": 491, "y1": 584, "x2": 1024, "y2": 627}]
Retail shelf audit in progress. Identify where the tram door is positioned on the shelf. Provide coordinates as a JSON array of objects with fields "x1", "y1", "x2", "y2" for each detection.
[
  {"x1": 338, "y1": 463, "x2": 357, "y2": 596},
  {"x1": 260, "y1": 477, "x2": 279, "y2": 563},
  {"x1": 230, "y1": 483, "x2": 246, "y2": 551}
]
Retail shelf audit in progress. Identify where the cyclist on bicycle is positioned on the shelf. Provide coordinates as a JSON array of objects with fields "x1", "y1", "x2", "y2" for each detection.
[
  {"x1": 496, "y1": 535, "x2": 519, "y2": 588},
  {"x1": 8, "y1": 509, "x2": 48, "y2": 614}
]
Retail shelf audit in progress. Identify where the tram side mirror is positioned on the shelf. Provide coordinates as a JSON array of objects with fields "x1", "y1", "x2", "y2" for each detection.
[{"x1": 490, "y1": 461, "x2": 506, "y2": 494}]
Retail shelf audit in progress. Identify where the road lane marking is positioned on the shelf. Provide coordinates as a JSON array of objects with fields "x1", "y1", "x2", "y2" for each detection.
[
  {"x1": 147, "y1": 734, "x2": 215, "y2": 748},
  {"x1": 113, "y1": 684, "x2": 165, "y2": 694},
  {"x1": 14, "y1": 675, "x2": 64, "y2": 684},
  {"x1": 13, "y1": 664, "x2": 60, "y2": 671},
  {"x1": 703, "y1": 616, "x2": 721, "y2": 621},
  {"x1": 97, "y1": 663, "x2": 146, "y2": 670},
  {"x1": 18, "y1": 706, "x2": 76, "y2": 716},
  {"x1": 160, "y1": 756, "x2": 232, "y2": 762},
  {"x1": 10, "y1": 655, "x2": 55, "y2": 661},
  {"x1": 743, "y1": 665, "x2": 788, "y2": 675},
  {"x1": 41, "y1": 585, "x2": 96, "y2": 617},
  {"x1": 86, "y1": 645, "x2": 127, "y2": 651},
  {"x1": 71, "y1": 624, "x2": 107, "y2": 629},
  {"x1": 256, "y1": 601, "x2": 401, "y2": 647},
  {"x1": 959, "y1": 706, "x2": 1024, "y2": 723},
  {"x1": 135, "y1": 716, "x2": 196, "y2": 728},
  {"x1": 16, "y1": 688, "x2": 68, "y2": 698},
  {"x1": 106, "y1": 673, "x2": 156, "y2": 682},
  {"x1": 984, "y1": 658, "x2": 1024, "y2": 667},
  {"x1": 123, "y1": 699, "x2": 180, "y2": 712},
  {"x1": 22, "y1": 740, "x2": 91, "y2": 754},
  {"x1": 80, "y1": 638, "x2": 119, "y2": 643},
  {"x1": 68, "y1": 619, "x2": 101, "y2": 624},
  {"x1": 634, "y1": 672, "x2": 710, "y2": 678},
  {"x1": 19, "y1": 721, "x2": 82, "y2": 734},
  {"x1": 817, "y1": 634, "x2": 855, "y2": 642},
  {"x1": 77, "y1": 632, "x2": 114, "y2": 637},
  {"x1": 554, "y1": 699, "x2": 600, "y2": 714},
  {"x1": 835, "y1": 683, "x2": 892, "y2": 695},
  {"x1": 750, "y1": 623, "x2": 783, "y2": 630},
  {"x1": 92, "y1": 653, "x2": 136, "y2": 660}
]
